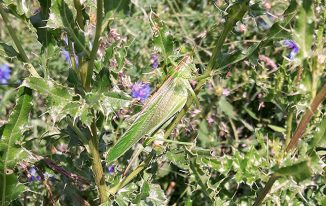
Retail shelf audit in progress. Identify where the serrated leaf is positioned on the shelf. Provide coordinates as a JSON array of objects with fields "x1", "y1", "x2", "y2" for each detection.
[
  {"x1": 166, "y1": 149, "x2": 189, "y2": 170},
  {"x1": 47, "y1": 0, "x2": 75, "y2": 29},
  {"x1": 2, "y1": 0, "x2": 39, "y2": 18},
  {"x1": 47, "y1": 0, "x2": 88, "y2": 54},
  {"x1": 23, "y1": 77, "x2": 72, "y2": 105},
  {"x1": 0, "y1": 87, "x2": 32, "y2": 205},
  {"x1": 274, "y1": 160, "x2": 312, "y2": 182},
  {"x1": 139, "y1": 183, "x2": 168, "y2": 206},
  {"x1": 86, "y1": 91, "x2": 131, "y2": 118}
]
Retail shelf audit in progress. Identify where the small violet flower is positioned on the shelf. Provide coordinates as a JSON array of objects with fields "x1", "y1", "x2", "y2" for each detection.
[
  {"x1": 131, "y1": 82, "x2": 151, "y2": 102},
  {"x1": 28, "y1": 167, "x2": 41, "y2": 182},
  {"x1": 62, "y1": 36, "x2": 79, "y2": 68},
  {"x1": 107, "y1": 165, "x2": 115, "y2": 174},
  {"x1": 151, "y1": 53, "x2": 159, "y2": 69},
  {"x1": 61, "y1": 49, "x2": 79, "y2": 68},
  {"x1": 283, "y1": 40, "x2": 299, "y2": 60},
  {"x1": 0, "y1": 64, "x2": 11, "y2": 84}
]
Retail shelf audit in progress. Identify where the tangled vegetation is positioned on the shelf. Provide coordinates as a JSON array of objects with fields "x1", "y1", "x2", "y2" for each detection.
[{"x1": 0, "y1": 0, "x2": 325, "y2": 205}]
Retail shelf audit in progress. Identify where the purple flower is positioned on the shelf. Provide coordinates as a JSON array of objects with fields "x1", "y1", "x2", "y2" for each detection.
[
  {"x1": 107, "y1": 165, "x2": 115, "y2": 174},
  {"x1": 131, "y1": 82, "x2": 151, "y2": 102},
  {"x1": 61, "y1": 49, "x2": 79, "y2": 68},
  {"x1": 28, "y1": 167, "x2": 41, "y2": 182},
  {"x1": 62, "y1": 36, "x2": 79, "y2": 68},
  {"x1": 283, "y1": 40, "x2": 299, "y2": 60},
  {"x1": 151, "y1": 53, "x2": 159, "y2": 69},
  {"x1": 0, "y1": 64, "x2": 11, "y2": 84}
]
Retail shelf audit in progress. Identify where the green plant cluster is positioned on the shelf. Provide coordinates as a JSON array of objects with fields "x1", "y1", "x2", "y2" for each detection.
[{"x1": 0, "y1": 0, "x2": 325, "y2": 205}]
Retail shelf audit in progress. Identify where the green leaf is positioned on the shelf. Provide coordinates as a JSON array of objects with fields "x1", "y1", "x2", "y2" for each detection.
[
  {"x1": 150, "y1": 13, "x2": 174, "y2": 66},
  {"x1": 138, "y1": 183, "x2": 168, "y2": 206},
  {"x1": 22, "y1": 77, "x2": 71, "y2": 105},
  {"x1": 0, "y1": 87, "x2": 32, "y2": 205},
  {"x1": 0, "y1": 173, "x2": 25, "y2": 206},
  {"x1": 166, "y1": 149, "x2": 189, "y2": 170},
  {"x1": 22, "y1": 77, "x2": 88, "y2": 123},
  {"x1": 267, "y1": 124, "x2": 286, "y2": 133},
  {"x1": 294, "y1": 0, "x2": 314, "y2": 59},
  {"x1": 218, "y1": 97, "x2": 237, "y2": 119},
  {"x1": 208, "y1": 0, "x2": 249, "y2": 70},
  {"x1": 309, "y1": 115, "x2": 326, "y2": 149},
  {"x1": 47, "y1": 0, "x2": 88, "y2": 54},
  {"x1": 2, "y1": 0, "x2": 38, "y2": 18},
  {"x1": 104, "y1": 0, "x2": 131, "y2": 16},
  {"x1": 274, "y1": 160, "x2": 312, "y2": 182},
  {"x1": 86, "y1": 91, "x2": 131, "y2": 118},
  {"x1": 0, "y1": 43, "x2": 20, "y2": 59}
]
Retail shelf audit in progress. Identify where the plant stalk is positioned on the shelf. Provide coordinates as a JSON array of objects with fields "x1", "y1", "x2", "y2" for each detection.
[
  {"x1": 253, "y1": 174, "x2": 279, "y2": 206},
  {"x1": 286, "y1": 83, "x2": 326, "y2": 152},
  {"x1": 85, "y1": 0, "x2": 103, "y2": 91},
  {"x1": 89, "y1": 120, "x2": 108, "y2": 203},
  {"x1": 0, "y1": 3, "x2": 29, "y2": 62}
]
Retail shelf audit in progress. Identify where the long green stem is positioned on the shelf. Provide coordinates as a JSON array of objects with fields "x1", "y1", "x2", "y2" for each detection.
[
  {"x1": 89, "y1": 119, "x2": 108, "y2": 203},
  {"x1": 85, "y1": 0, "x2": 103, "y2": 91},
  {"x1": 0, "y1": 3, "x2": 28, "y2": 62},
  {"x1": 206, "y1": 0, "x2": 249, "y2": 72},
  {"x1": 74, "y1": 0, "x2": 85, "y2": 29},
  {"x1": 0, "y1": 3, "x2": 40, "y2": 77},
  {"x1": 285, "y1": 110, "x2": 293, "y2": 147},
  {"x1": 253, "y1": 174, "x2": 279, "y2": 206}
]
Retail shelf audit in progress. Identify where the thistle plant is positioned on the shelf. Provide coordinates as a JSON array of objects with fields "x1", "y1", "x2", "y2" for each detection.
[{"x1": 0, "y1": 0, "x2": 325, "y2": 205}]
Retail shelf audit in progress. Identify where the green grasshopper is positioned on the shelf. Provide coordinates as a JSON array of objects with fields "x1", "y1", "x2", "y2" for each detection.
[{"x1": 107, "y1": 55, "x2": 199, "y2": 163}]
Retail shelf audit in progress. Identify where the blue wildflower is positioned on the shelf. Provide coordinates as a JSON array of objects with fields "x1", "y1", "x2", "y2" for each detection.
[
  {"x1": 0, "y1": 64, "x2": 11, "y2": 84},
  {"x1": 62, "y1": 36, "x2": 79, "y2": 68},
  {"x1": 151, "y1": 53, "x2": 159, "y2": 69},
  {"x1": 283, "y1": 40, "x2": 299, "y2": 60},
  {"x1": 61, "y1": 48, "x2": 79, "y2": 68},
  {"x1": 107, "y1": 165, "x2": 115, "y2": 174},
  {"x1": 131, "y1": 82, "x2": 151, "y2": 102},
  {"x1": 28, "y1": 167, "x2": 41, "y2": 182}
]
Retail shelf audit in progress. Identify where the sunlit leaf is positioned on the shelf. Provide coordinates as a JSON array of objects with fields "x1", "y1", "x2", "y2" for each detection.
[{"x1": 0, "y1": 87, "x2": 32, "y2": 205}]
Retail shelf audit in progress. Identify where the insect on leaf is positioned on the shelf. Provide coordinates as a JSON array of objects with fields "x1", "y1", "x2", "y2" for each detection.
[{"x1": 107, "y1": 56, "x2": 194, "y2": 163}]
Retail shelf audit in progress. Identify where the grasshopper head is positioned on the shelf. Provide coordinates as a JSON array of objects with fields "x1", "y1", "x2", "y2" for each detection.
[{"x1": 174, "y1": 55, "x2": 196, "y2": 80}]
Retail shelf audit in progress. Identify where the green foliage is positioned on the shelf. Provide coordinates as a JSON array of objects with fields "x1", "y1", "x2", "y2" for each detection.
[
  {"x1": 107, "y1": 59, "x2": 191, "y2": 163},
  {"x1": 0, "y1": 87, "x2": 32, "y2": 205},
  {"x1": 0, "y1": 0, "x2": 326, "y2": 205}
]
